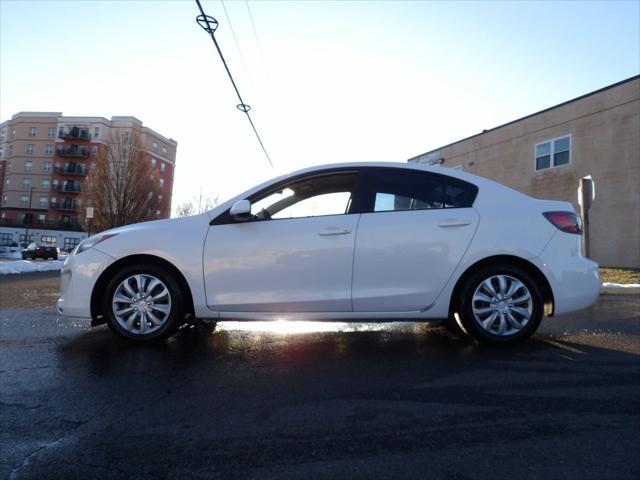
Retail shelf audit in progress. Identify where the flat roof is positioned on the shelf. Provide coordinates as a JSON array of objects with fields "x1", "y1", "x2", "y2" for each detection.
[{"x1": 409, "y1": 74, "x2": 640, "y2": 161}]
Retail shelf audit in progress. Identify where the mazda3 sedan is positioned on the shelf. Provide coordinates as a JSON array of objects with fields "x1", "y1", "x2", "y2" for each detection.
[{"x1": 57, "y1": 162, "x2": 600, "y2": 344}]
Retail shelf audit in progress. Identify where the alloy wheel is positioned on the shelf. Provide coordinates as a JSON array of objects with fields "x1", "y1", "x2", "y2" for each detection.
[
  {"x1": 111, "y1": 274, "x2": 172, "y2": 335},
  {"x1": 471, "y1": 275, "x2": 533, "y2": 336}
]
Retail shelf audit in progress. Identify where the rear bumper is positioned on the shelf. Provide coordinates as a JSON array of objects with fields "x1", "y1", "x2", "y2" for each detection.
[
  {"x1": 56, "y1": 248, "x2": 115, "y2": 319},
  {"x1": 534, "y1": 232, "x2": 600, "y2": 316}
]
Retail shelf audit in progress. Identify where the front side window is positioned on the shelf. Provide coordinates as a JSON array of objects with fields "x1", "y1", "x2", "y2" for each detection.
[
  {"x1": 535, "y1": 135, "x2": 571, "y2": 171},
  {"x1": 250, "y1": 172, "x2": 357, "y2": 220},
  {"x1": 366, "y1": 169, "x2": 478, "y2": 213}
]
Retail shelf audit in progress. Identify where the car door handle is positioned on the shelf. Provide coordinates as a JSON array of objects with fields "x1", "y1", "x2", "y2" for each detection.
[
  {"x1": 438, "y1": 219, "x2": 471, "y2": 228},
  {"x1": 318, "y1": 227, "x2": 352, "y2": 236}
]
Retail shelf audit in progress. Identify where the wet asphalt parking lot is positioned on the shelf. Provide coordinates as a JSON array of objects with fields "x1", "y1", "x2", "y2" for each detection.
[{"x1": 1, "y1": 272, "x2": 639, "y2": 479}]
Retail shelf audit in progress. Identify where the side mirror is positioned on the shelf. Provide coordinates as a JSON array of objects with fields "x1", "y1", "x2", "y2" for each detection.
[{"x1": 229, "y1": 199, "x2": 252, "y2": 222}]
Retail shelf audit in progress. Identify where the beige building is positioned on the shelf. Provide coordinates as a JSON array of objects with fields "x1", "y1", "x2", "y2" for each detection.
[
  {"x1": 0, "y1": 112, "x2": 177, "y2": 250},
  {"x1": 409, "y1": 75, "x2": 640, "y2": 268}
]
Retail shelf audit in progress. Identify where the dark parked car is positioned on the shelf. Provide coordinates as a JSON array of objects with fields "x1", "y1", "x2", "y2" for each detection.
[{"x1": 21, "y1": 243, "x2": 59, "y2": 260}]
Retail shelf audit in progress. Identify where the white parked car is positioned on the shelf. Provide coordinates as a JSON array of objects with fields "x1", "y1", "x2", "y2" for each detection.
[{"x1": 57, "y1": 162, "x2": 600, "y2": 344}]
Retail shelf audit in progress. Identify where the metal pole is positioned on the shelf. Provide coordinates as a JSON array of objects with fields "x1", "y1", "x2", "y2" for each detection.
[
  {"x1": 579, "y1": 178, "x2": 590, "y2": 258},
  {"x1": 24, "y1": 187, "x2": 34, "y2": 246}
]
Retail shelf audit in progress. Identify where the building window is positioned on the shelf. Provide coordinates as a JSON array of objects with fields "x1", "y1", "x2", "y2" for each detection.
[
  {"x1": 152, "y1": 142, "x2": 158, "y2": 152},
  {"x1": 161, "y1": 146, "x2": 167, "y2": 156},
  {"x1": 50, "y1": 196, "x2": 57, "y2": 206},
  {"x1": 22, "y1": 179, "x2": 31, "y2": 190},
  {"x1": 47, "y1": 127, "x2": 55, "y2": 138},
  {"x1": 93, "y1": 127, "x2": 100, "y2": 139},
  {"x1": 20, "y1": 195, "x2": 29, "y2": 206},
  {"x1": 156, "y1": 209, "x2": 161, "y2": 217},
  {"x1": 91, "y1": 146, "x2": 97, "y2": 156},
  {"x1": 45, "y1": 144, "x2": 53, "y2": 156},
  {"x1": 160, "y1": 162, "x2": 166, "y2": 172},
  {"x1": 26, "y1": 144, "x2": 35, "y2": 154},
  {"x1": 9, "y1": 145, "x2": 13, "y2": 155},
  {"x1": 2, "y1": 195, "x2": 7, "y2": 203},
  {"x1": 19, "y1": 234, "x2": 34, "y2": 246},
  {"x1": 24, "y1": 161, "x2": 33, "y2": 172},
  {"x1": 37, "y1": 214, "x2": 46, "y2": 225},
  {"x1": 535, "y1": 135, "x2": 571, "y2": 171},
  {"x1": 41, "y1": 235, "x2": 56, "y2": 245},
  {"x1": 28, "y1": 127, "x2": 37, "y2": 137},
  {"x1": 158, "y1": 194, "x2": 163, "y2": 202},
  {"x1": 151, "y1": 158, "x2": 157, "y2": 168},
  {"x1": 39, "y1": 196, "x2": 48, "y2": 208},
  {"x1": 41, "y1": 179, "x2": 50, "y2": 190},
  {"x1": 0, "y1": 233, "x2": 13, "y2": 246},
  {"x1": 64, "y1": 237, "x2": 81, "y2": 251},
  {"x1": 43, "y1": 162, "x2": 52, "y2": 172},
  {"x1": 5, "y1": 178, "x2": 10, "y2": 185},
  {"x1": 159, "y1": 178, "x2": 164, "y2": 188},
  {"x1": 7, "y1": 161, "x2": 11, "y2": 171}
]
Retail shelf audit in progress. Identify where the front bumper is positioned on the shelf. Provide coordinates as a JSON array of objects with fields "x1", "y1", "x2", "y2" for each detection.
[{"x1": 56, "y1": 248, "x2": 115, "y2": 319}]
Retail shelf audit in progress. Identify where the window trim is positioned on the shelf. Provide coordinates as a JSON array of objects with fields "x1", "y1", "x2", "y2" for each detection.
[
  {"x1": 358, "y1": 167, "x2": 479, "y2": 214},
  {"x1": 534, "y1": 134, "x2": 572, "y2": 172},
  {"x1": 211, "y1": 168, "x2": 367, "y2": 226}
]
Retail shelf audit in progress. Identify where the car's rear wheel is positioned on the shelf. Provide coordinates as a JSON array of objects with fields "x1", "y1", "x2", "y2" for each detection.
[
  {"x1": 455, "y1": 265, "x2": 543, "y2": 344},
  {"x1": 103, "y1": 264, "x2": 185, "y2": 342}
]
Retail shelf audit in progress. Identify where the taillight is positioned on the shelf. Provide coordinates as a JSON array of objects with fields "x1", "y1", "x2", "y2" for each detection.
[{"x1": 543, "y1": 211, "x2": 582, "y2": 234}]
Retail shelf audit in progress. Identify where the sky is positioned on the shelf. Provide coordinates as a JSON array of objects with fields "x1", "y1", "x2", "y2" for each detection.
[{"x1": 1, "y1": 0, "x2": 639, "y2": 213}]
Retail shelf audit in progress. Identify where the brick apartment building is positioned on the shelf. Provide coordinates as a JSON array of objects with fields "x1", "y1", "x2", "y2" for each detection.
[
  {"x1": 0, "y1": 112, "x2": 177, "y2": 250},
  {"x1": 409, "y1": 75, "x2": 640, "y2": 268}
]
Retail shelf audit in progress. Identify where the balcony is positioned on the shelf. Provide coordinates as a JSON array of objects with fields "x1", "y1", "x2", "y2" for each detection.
[
  {"x1": 52, "y1": 184, "x2": 82, "y2": 193},
  {"x1": 58, "y1": 220, "x2": 82, "y2": 230},
  {"x1": 55, "y1": 165, "x2": 88, "y2": 176},
  {"x1": 58, "y1": 127, "x2": 91, "y2": 141},
  {"x1": 51, "y1": 201, "x2": 79, "y2": 212},
  {"x1": 57, "y1": 146, "x2": 89, "y2": 158}
]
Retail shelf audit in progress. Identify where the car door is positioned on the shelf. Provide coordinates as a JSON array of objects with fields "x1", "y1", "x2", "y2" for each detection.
[
  {"x1": 352, "y1": 168, "x2": 480, "y2": 312},
  {"x1": 203, "y1": 170, "x2": 362, "y2": 313}
]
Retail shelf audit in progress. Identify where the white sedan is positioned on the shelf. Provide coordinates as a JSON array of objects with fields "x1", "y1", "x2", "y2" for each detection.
[{"x1": 57, "y1": 162, "x2": 600, "y2": 344}]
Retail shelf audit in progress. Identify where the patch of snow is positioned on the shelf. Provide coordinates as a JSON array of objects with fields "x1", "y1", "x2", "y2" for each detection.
[
  {"x1": 602, "y1": 282, "x2": 640, "y2": 289},
  {"x1": 0, "y1": 260, "x2": 64, "y2": 275},
  {"x1": 0, "y1": 251, "x2": 22, "y2": 260}
]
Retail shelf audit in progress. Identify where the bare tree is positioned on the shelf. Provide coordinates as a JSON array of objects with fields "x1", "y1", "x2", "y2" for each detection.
[
  {"x1": 80, "y1": 131, "x2": 163, "y2": 232},
  {"x1": 173, "y1": 189, "x2": 219, "y2": 217}
]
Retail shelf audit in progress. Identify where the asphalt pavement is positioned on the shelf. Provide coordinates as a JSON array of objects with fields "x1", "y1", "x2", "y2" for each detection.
[{"x1": 1, "y1": 272, "x2": 639, "y2": 479}]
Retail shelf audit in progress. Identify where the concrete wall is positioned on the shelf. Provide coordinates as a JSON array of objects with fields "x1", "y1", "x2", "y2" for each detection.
[{"x1": 410, "y1": 78, "x2": 640, "y2": 268}]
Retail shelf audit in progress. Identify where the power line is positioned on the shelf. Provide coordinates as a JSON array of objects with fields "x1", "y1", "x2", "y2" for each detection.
[
  {"x1": 220, "y1": 0, "x2": 246, "y2": 67},
  {"x1": 195, "y1": 0, "x2": 274, "y2": 168},
  {"x1": 244, "y1": 0, "x2": 263, "y2": 57}
]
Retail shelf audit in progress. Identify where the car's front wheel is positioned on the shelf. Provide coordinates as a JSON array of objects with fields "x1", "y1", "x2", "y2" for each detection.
[
  {"x1": 103, "y1": 264, "x2": 185, "y2": 342},
  {"x1": 455, "y1": 265, "x2": 543, "y2": 344}
]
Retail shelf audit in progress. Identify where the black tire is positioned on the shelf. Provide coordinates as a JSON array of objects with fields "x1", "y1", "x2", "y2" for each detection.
[
  {"x1": 52, "y1": 254, "x2": 58, "y2": 260},
  {"x1": 455, "y1": 264, "x2": 543, "y2": 345},
  {"x1": 103, "y1": 264, "x2": 185, "y2": 342}
]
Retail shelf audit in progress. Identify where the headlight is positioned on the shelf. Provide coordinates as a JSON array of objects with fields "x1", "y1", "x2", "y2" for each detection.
[{"x1": 74, "y1": 234, "x2": 118, "y2": 255}]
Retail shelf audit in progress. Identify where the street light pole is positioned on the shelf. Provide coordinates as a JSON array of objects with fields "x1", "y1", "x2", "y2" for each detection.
[{"x1": 24, "y1": 186, "x2": 35, "y2": 246}]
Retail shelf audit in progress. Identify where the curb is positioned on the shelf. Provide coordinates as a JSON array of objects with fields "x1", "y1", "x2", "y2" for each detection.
[{"x1": 600, "y1": 287, "x2": 640, "y2": 295}]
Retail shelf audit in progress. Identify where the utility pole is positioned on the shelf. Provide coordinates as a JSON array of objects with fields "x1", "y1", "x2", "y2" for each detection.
[{"x1": 24, "y1": 187, "x2": 35, "y2": 246}]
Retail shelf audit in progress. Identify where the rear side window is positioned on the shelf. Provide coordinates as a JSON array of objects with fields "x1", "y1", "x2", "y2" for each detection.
[{"x1": 366, "y1": 169, "x2": 478, "y2": 212}]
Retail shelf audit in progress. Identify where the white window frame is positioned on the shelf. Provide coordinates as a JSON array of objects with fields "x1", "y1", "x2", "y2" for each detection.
[
  {"x1": 45, "y1": 144, "x2": 53, "y2": 156},
  {"x1": 26, "y1": 144, "x2": 35, "y2": 155},
  {"x1": 47, "y1": 127, "x2": 55, "y2": 138},
  {"x1": 24, "y1": 161, "x2": 33, "y2": 172},
  {"x1": 28, "y1": 127, "x2": 37, "y2": 137},
  {"x1": 534, "y1": 134, "x2": 572, "y2": 172}
]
